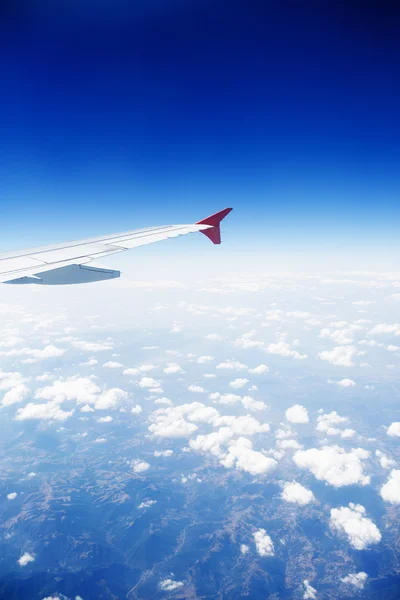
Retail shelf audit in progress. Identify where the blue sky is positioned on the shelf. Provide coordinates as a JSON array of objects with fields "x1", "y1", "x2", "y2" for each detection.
[{"x1": 1, "y1": 1, "x2": 399, "y2": 267}]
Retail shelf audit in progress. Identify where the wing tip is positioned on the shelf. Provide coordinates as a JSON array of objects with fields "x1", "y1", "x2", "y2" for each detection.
[{"x1": 196, "y1": 208, "x2": 233, "y2": 245}]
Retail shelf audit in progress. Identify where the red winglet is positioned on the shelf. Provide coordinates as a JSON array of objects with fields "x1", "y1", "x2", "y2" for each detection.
[{"x1": 196, "y1": 207, "x2": 233, "y2": 245}]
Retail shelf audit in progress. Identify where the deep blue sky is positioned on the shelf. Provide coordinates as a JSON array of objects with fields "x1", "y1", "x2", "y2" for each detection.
[{"x1": 1, "y1": 1, "x2": 399, "y2": 262}]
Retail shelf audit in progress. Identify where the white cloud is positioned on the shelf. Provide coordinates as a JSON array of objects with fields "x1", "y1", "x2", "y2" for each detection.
[
  {"x1": 318, "y1": 345, "x2": 360, "y2": 367},
  {"x1": 97, "y1": 416, "x2": 113, "y2": 423},
  {"x1": 148, "y1": 404, "x2": 201, "y2": 438},
  {"x1": 205, "y1": 333, "x2": 223, "y2": 340},
  {"x1": 316, "y1": 411, "x2": 348, "y2": 435},
  {"x1": 71, "y1": 340, "x2": 113, "y2": 352},
  {"x1": 190, "y1": 427, "x2": 233, "y2": 457},
  {"x1": 337, "y1": 378, "x2": 356, "y2": 387},
  {"x1": 197, "y1": 356, "x2": 214, "y2": 364},
  {"x1": 375, "y1": 450, "x2": 395, "y2": 469},
  {"x1": 340, "y1": 572, "x2": 368, "y2": 590},
  {"x1": 229, "y1": 378, "x2": 249, "y2": 389},
  {"x1": 210, "y1": 392, "x2": 242, "y2": 405},
  {"x1": 253, "y1": 529, "x2": 274, "y2": 556},
  {"x1": 7, "y1": 492, "x2": 17, "y2": 500},
  {"x1": 266, "y1": 341, "x2": 307, "y2": 360},
  {"x1": 138, "y1": 499, "x2": 157, "y2": 509},
  {"x1": 248, "y1": 364, "x2": 269, "y2": 374},
  {"x1": 387, "y1": 422, "x2": 400, "y2": 437},
  {"x1": 286, "y1": 404, "x2": 309, "y2": 424},
  {"x1": 15, "y1": 402, "x2": 74, "y2": 422},
  {"x1": 213, "y1": 415, "x2": 270, "y2": 435},
  {"x1": 103, "y1": 361, "x2": 123, "y2": 368},
  {"x1": 241, "y1": 396, "x2": 268, "y2": 412},
  {"x1": 138, "y1": 377, "x2": 161, "y2": 389},
  {"x1": 380, "y1": 469, "x2": 400, "y2": 504},
  {"x1": 276, "y1": 439, "x2": 303, "y2": 451},
  {"x1": 216, "y1": 359, "x2": 248, "y2": 371},
  {"x1": 281, "y1": 482, "x2": 315, "y2": 505},
  {"x1": 188, "y1": 385, "x2": 206, "y2": 393},
  {"x1": 163, "y1": 363, "x2": 184, "y2": 374},
  {"x1": 131, "y1": 404, "x2": 142, "y2": 415},
  {"x1": 18, "y1": 552, "x2": 35, "y2": 566},
  {"x1": 154, "y1": 449, "x2": 173, "y2": 457},
  {"x1": 1, "y1": 384, "x2": 30, "y2": 407},
  {"x1": 368, "y1": 323, "x2": 400, "y2": 336},
  {"x1": 330, "y1": 503, "x2": 381, "y2": 550},
  {"x1": 159, "y1": 579, "x2": 184, "y2": 591},
  {"x1": 131, "y1": 459, "x2": 150, "y2": 473},
  {"x1": 80, "y1": 358, "x2": 98, "y2": 366},
  {"x1": 221, "y1": 438, "x2": 277, "y2": 475},
  {"x1": 94, "y1": 388, "x2": 129, "y2": 410},
  {"x1": 293, "y1": 446, "x2": 370, "y2": 487},
  {"x1": 303, "y1": 580, "x2": 317, "y2": 599},
  {"x1": 240, "y1": 543, "x2": 249, "y2": 554}
]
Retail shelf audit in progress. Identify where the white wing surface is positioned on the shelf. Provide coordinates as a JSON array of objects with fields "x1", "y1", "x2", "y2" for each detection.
[{"x1": 0, "y1": 208, "x2": 232, "y2": 285}]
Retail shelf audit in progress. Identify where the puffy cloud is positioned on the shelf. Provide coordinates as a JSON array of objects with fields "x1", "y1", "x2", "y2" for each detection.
[
  {"x1": 253, "y1": 529, "x2": 274, "y2": 556},
  {"x1": 138, "y1": 377, "x2": 161, "y2": 389},
  {"x1": 131, "y1": 404, "x2": 142, "y2": 415},
  {"x1": 241, "y1": 396, "x2": 268, "y2": 412},
  {"x1": 18, "y1": 552, "x2": 35, "y2": 566},
  {"x1": 293, "y1": 446, "x2": 370, "y2": 487},
  {"x1": 123, "y1": 364, "x2": 157, "y2": 376},
  {"x1": 94, "y1": 388, "x2": 129, "y2": 410},
  {"x1": 281, "y1": 481, "x2": 315, "y2": 505},
  {"x1": 229, "y1": 378, "x2": 249, "y2": 389},
  {"x1": 240, "y1": 544, "x2": 249, "y2": 554},
  {"x1": 210, "y1": 392, "x2": 241, "y2": 405},
  {"x1": 163, "y1": 363, "x2": 184, "y2": 374},
  {"x1": 80, "y1": 358, "x2": 98, "y2": 366},
  {"x1": 316, "y1": 411, "x2": 349, "y2": 436},
  {"x1": 318, "y1": 345, "x2": 360, "y2": 367},
  {"x1": 320, "y1": 328, "x2": 355, "y2": 345},
  {"x1": 286, "y1": 405, "x2": 309, "y2": 424},
  {"x1": 103, "y1": 361, "x2": 123, "y2": 368},
  {"x1": 148, "y1": 404, "x2": 202, "y2": 438},
  {"x1": 197, "y1": 356, "x2": 214, "y2": 363},
  {"x1": 368, "y1": 323, "x2": 400, "y2": 336},
  {"x1": 387, "y1": 422, "x2": 400, "y2": 437},
  {"x1": 375, "y1": 450, "x2": 395, "y2": 469},
  {"x1": 131, "y1": 459, "x2": 150, "y2": 473},
  {"x1": 221, "y1": 438, "x2": 277, "y2": 475},
  {"x1": 154, "y1": 449, "x2": 173, "y2": 457},
  {"x1": 266, "y1": 341, "x2": 307, "y2": 360},
  {"x1": 190, "y1": 428, "x2": 233, "y2": 457},
  {"x1": 337, "y1": 378, "x2": 356, "y2": 387},
  {"x1": 275, "y1": 425, "x2": 296, "y2": 439},
  {"x1": 330, "y1": 503, "x2": 381, "y2": 550},
  {"x1": 0, "y1": 345, "x2": 65, "y2": 361},
  {"x1": 248, "y1": 364, "x2": 269, "y2": 374},
  {"x1": 15, "y1": 402, "x2": 74, "y2": 422},
  {"x1": 7, "y1": 492, "x2": 17, "y2": 500},
  {"x1": 340, "y1": 572, "x2": 368, "y2": 589},
  {"x1": 303, "y1": 580, "x2": 317, "y2": 599},
  {"x1": 97, "y1": 416, "x2": 112, "y2": 423},
  {"x1": 1, "y1": 384, "x2": 30, "y2": 407},
  {"x1": 138, "y1": 499, "x2": 157, "y2": 509},
  {"x1": 205, "y1": 333, "x2": 223, "y2": 340},
  {"x1": 276, "y1": 439, "x2": 303, "y2": 451},
  {"x1": 216, "y1": 359, "x2": 248, "y2": 371},
  {"x1": 186, "y1": 405, "x2": 220, "y2": 424},
  {"x1": 71, "y1": 340, "x2": 113, "y2": 352},
  {"x1": 380, "y1": 469, "x2": 400, "y2": 504},
  {"x1": 188, "y1": 385, "x2": 206, "y2": 393},
  {"x1": 159, "y1": 579, "x2": 184, "y2": 591},
  {"x1": 212, "y1": 415, "x2": 270, "y2": 435}
]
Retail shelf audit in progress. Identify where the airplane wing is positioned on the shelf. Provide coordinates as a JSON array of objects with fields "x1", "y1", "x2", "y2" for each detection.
[{"x1": 0, "y1": 208, "x2": 232, "y2": 285}]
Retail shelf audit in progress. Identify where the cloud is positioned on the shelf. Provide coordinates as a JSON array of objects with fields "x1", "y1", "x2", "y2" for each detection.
[
  {"x1": 15, "y1": 402, "x2": 74, "y2": 422},
  {"x1": 337, "y1": 378, "x2": 356, "y2": 387},
  {"x1": 18, "y1": 552, "x2": 35, "y2": 566},
  {"x1": 380, "y1": 469, "x2": 400, "y2": 504},
  {"x1": 286, "y1": 405, "x2": 309, "y2": 424},
  {"x1": 131, "y1": 404, "x2": 142, "y2": 415},
  {"x1": 221, "y1": 438, "x2": 277, "y2": 475},
  {"x1": 281, "y1": 482, "x2": 315, "y2": 505},
  {"x1": 103, "y1": 361, "x2": 123, "y2": 368},
  {"x1": 159, "y1": 579, "x2": 184, "y2": 591},
  {"x1": 276, "y1": 439, "x2": 303, "y2": 451},
  {"x1": 1, "y1": 384, "x2": 30, "y2": 407},
  {"x1": 197, "y1": 356, "x2": 214, "y2": 363},
  {"x1": 253, "y1": 529, "x2": 274, "y2": 557},
  {"x1": 387, "y1": 422, "x2": 400, "y2": 437},
  {"x1": 138, "y1": 499, "x2": 157, "y2": 509},
  {"x1": 190, "y1": 427, "x2": 233, "y2": 457},
  {"x1": 0, "y1": 344, "x2": 65, "y2": 362},
  {"x1": 209, "y1": 392, "x2": 241, "y2": 405},
  {"x1": 240, "y1": 544, "x2": 249, "y2": 554},
  {"x1": 293, "y1": 446, "x2": 370, "y2": 487},
  {"x1": 71, "y1": 340, "x2": 113, "y2": 352},
  {"x1": 241, "y1": 396, "x2": 268, "y2": 412},
  {"x1": 266, "y1": 341, "x2": 307, "y2": 360},
  {"x1": 131, "y1": 459, "x2": 150, "y2": 473},
  {"x1": 163, "y1": 363, "x2": 184, "y2": 374},
  {"x1": 216, "y1": 359, "x2": 248, "y2": 371},
  {"x1": 303, "y1": 580, "x2": 317, "y2": 599},
  {"x1": 138, "y1": 377, "x2": 161, "y2": 389},
  {"x1": 154, "y1": 449, "x2": 173, "y2": 457},
  {"x1": 188, "y1": 385, "x2": 206, "y2": 393},
  {"x1": 368, "y1": 323, "x2": 400, "y2": 336},
  {"x1": 248, "y1": 364, "x2": 269, "y2": 374},
  {"x1": 340, "y1": 572, "x2": 368, "y2": 590},
  {"x1": 375, "y1": 450, "x2": 395, "y2": 469},
  {"x1": 229, "y1": 378, "x2": 249, "y2": 389},
  {"x1": 94, "y1": 388, "x2": 129, "y2": 410},
  {"x1": 97, "y1": 416, "x2": 112, "y2": 423},
  {"x1": 330, "y1": 503, "x2": 381, "y2": 550},
  {"x1": 148, "y1": 404, "x2": 202, "y2": 438},
  {"x1": 318, "y1": 345, "x2": 360, "y2": 367},
  {"x1": 7, "y1": 492, "x2": 17, "y2": 500},
  {"x1": 212, "y1": 415, "x2": 270, "y2": 435}
]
